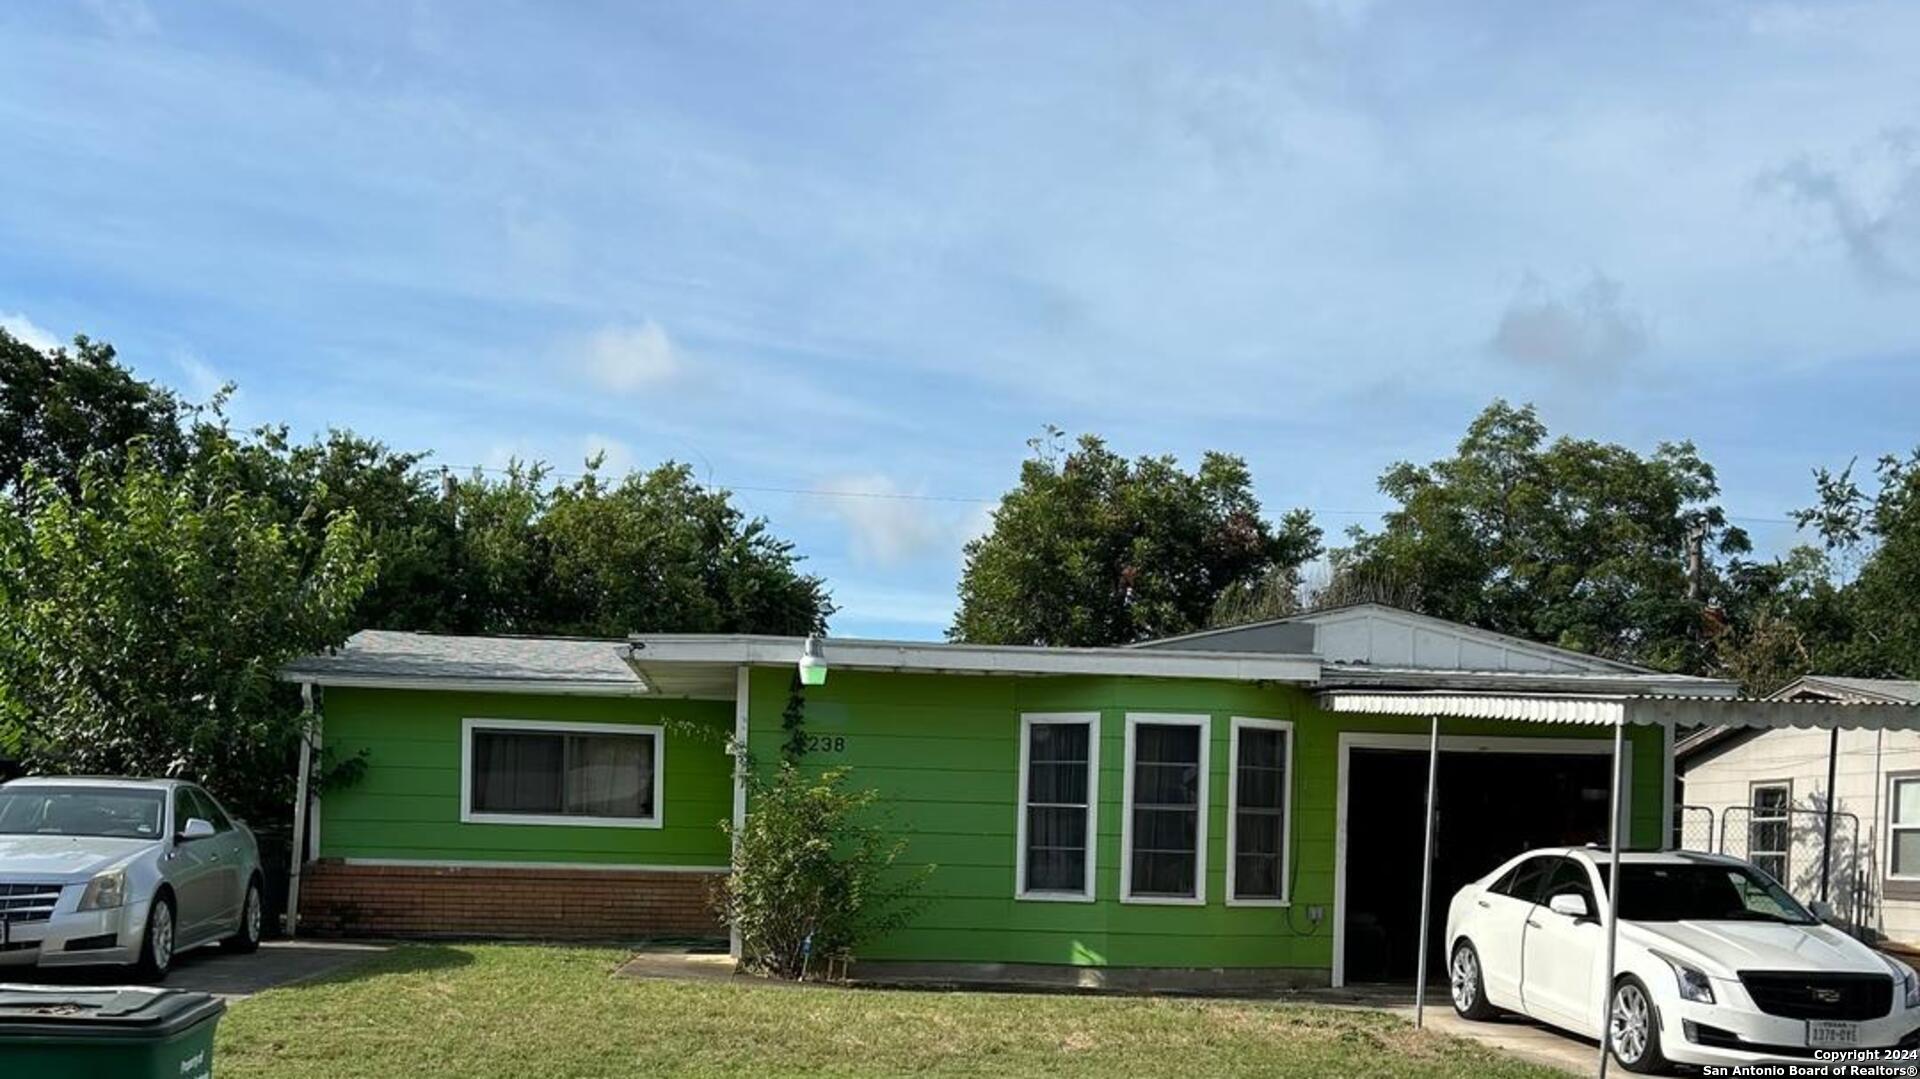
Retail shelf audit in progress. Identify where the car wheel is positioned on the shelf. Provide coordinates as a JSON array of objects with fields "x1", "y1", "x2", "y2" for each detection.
[
  {"x1": 224, "y1": 877, "x2": 263, "y2": 954},
  {"x1": 1609, "y1": 975, "x2": 1670, "y2": 1075},
  {"x1": 1449, "y1": 940, "x2": 1500, "y2": 1020},
  {"x1": 135, "y1": 893, "x2": 175, "y2": 980}
]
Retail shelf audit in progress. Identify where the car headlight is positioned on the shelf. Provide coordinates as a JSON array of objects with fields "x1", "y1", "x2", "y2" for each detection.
[
  {"x1": 77, "y1": 868, "x2": 128, "y2": 911},
  {"x1": 1654, "y1": 952, "x2": 1716, "y2": 1004},
  {"x1": 1880, "y1": 954, "x2": 1920, "y2": 1009}
]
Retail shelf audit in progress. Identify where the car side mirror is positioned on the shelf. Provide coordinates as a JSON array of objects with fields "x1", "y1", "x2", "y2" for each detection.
[
  {"x1": 1548, "y1": 892, "x2": 1591, "y2": 920},
  {"x1": 178, "y1": 817, "x2": 216, "y2": 841},
  {"x1": 1809, "y1": 900, "x2": 1835, "y2": 923}
]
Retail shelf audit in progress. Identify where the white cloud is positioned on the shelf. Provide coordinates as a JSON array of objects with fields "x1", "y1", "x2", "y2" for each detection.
[
  {"x1": 816, "y1": 474, "x2": 973, "y2": 567},
  {"x1": 1489, "y1": 272, "x2": 1652, "y2": 375},
  {"x1": 581, "y1": 432, "x2": 634, "y2": 475},
  {"x1": 579, "y1": 321, "x2": 679, "y2": 393},
  {"x1": 1, "y1": 312, "x2": 60, "y2": 352},
  {"x1": 171, "y1": 347, "x2": 230, "y2": 402}
]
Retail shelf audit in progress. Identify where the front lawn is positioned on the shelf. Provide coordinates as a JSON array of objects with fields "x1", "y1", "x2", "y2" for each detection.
[{"x1": 217, "y1": 944, "x2": 1557, "y2": 1078}]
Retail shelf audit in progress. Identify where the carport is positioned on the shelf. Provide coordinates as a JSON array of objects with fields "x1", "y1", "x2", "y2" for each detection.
[{"x1": 1321, "y1": 689, "x2": 1920, "y2": 1078}]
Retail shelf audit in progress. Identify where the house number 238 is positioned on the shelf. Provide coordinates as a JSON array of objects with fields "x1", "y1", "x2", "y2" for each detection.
[{"x1": 803, "y1": 734, "x2": 847, "y2": 753}]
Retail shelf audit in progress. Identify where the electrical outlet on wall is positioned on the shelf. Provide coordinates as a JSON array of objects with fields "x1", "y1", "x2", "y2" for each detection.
[{"x1": 1307, "y1": 905, "x2": 1324, "y2": 923}]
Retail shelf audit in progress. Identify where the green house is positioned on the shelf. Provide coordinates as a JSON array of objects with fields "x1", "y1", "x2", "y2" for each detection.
[{"x1": 281, "y1": 604, "x2": 1735, "y2": 989}]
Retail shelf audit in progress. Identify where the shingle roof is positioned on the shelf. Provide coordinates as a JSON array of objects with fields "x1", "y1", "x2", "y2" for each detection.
[
  {"x1": 1782, "y1": 676, "x2": 1920, "y2": 704},
  {"x1": 281, "y1": 629, "x2": 642, "y2": 690}
]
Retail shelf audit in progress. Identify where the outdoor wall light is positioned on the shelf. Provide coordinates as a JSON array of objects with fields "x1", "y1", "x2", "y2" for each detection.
[{"x1": 798, "y1": 635, "x2": 828, "y2": 686}]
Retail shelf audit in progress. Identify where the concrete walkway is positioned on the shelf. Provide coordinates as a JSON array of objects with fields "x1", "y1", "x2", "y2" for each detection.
[
  {"x1": 1309, "y1": 987, "x2": 1594, "y2": 1075},
  {"x1": 25, "y1": 939, "x2": 388, "y2": 1000}
]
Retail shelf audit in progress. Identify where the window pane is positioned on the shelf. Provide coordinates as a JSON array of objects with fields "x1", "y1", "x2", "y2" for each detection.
[
  {"x1": 472, "y1": 731, "x2": 565, "y2": 813},
  {"x1": 1026, "y1": 806, "x2": 1087, "y2": 891},
  {"x1": 1236, "y1": 853, "x2": 1281, "y2": 897},
  {"x1": 1898, "y1": 780, "x2": 1920, "y2": 826},
  {"x1": 1028, "y1": 762, "x2": 1088, "y2": 805},
  {"x1": 1896, "y1": 831, "x2": 1920, "y2": 876},
  {"x1": 565, "y1": 733, "x2": 653, "y2": 818}
]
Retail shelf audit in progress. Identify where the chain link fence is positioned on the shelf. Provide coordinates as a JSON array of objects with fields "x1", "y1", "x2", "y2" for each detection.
[
  {"x1": 1719, "y1": 805, "x2": 1862, "y2": 928},
  {"x1": 1672, "y1": 805, "x2": 1715, "y2": 853}
]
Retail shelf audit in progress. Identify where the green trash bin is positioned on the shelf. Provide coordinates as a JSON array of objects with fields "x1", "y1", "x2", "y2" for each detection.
[{"x1": 0, "y1": 984, "x2": 225, "y2": 1078}]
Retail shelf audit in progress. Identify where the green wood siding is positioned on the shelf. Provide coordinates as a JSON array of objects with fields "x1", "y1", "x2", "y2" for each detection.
[
  {"x1": 317, "y1": 687, "x2": 733, "y2": 866},
  {"x1": 745, "y1": 668, "x2": 1664, "y2": 971}
]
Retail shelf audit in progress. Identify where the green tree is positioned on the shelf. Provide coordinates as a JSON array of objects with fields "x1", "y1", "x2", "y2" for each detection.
[
  {"x1": 0, "y1": 329, "x2": 188, "y2": 497},
  {"x1": 1335, "y1": 401, "x2": 1748, "y2": 672},
  {"x1": 535, "y1": 458, "x2": 832, "y2": 637},
  {"x1": 0, "y1": 445, "x2": 373, "y2": 824},
  {"x1": 1786, "y1": 451, "x2": 1920, "y2": 679},
  {"x1": 953, "y1": 429, "x2": 1321, "y2": 646}
]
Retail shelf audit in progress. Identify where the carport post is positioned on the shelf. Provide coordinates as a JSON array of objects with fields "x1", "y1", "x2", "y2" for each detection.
[
  {"x1": 1596, "y1": 717, "x2": 1626, "y2": 1079},
  {"x1": 1820, "y1": 726, "x2": 1838, "y2": 903},
  {"x1": 287, "y1": 681, "x2": 316, "y2": 939},
  {"x1": 1414, "y1": 715, "x2": 1440, "y2": 1029}
]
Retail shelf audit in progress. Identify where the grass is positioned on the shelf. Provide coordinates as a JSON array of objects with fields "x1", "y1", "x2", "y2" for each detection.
[{"x1": 216, "y1": 944, "x2": 1561, "y2": 1078}]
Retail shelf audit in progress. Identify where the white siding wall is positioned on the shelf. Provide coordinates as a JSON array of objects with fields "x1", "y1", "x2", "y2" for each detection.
[{"x1": 1682, "y1": 726, "x2": 1920, "y2": 945}]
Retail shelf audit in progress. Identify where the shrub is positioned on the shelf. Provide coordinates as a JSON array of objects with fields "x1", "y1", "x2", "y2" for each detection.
[{"x1": 718, "y1": 764, "x2": 928, "y2": 979}]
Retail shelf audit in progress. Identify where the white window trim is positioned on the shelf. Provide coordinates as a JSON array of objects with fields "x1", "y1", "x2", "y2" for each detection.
[
  {"x1": 1889, "y1": 774, "x2": 1920, "y2": 881},
  {"x1": 1014, "y1": 712, "x2": 1101, "y2": 902},
  {"x1": 1747, "y1": 779, "x2": 1791, "y2": 881},
  {"x1": 460, "y1": 717, "x2": 664, "y2": 829},
  {"x1": 1226, "y1": 716, "x2": 1293, "y2": 907},
  {"x1": 1120, "y1": 713, "x2": 1210, "y2": 906}
]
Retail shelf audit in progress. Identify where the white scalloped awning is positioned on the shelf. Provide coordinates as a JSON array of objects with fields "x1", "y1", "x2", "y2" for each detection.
[{"x1": 1320, "y1": 690, "x2": 1920, "y2": 729}]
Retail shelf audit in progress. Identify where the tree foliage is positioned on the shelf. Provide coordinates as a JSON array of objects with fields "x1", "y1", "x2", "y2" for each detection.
[
  {"x1": 0, "y1": 329, "x2": 829, "y2": 823},
  {"x1": 0, "y1": 329, "x2": 188, "y2": 497},
  {"x1": 0, "y1": 447, "x2": 373, "y2": 823},
  {"x1": 1335, "y1": 401, "x2": 1749, "y2": 672},
  {"x1": 952, "y1": 428, "x2": 1321, "y2": 646}
]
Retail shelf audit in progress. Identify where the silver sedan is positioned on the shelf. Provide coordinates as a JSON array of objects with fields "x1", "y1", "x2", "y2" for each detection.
[{"x1": 0, "y1": 776, "x2": 264, "y2": 978}]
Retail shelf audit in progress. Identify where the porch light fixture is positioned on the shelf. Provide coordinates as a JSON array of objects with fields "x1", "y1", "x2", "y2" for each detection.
[{"x1": 798, "y1": 635, "x2": 828, "y2": 686}]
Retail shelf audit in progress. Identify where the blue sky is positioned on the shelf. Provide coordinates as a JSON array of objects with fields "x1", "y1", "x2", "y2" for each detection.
[{"x1": 3, "y1": 1, "x2": 1918, "y2": 639}]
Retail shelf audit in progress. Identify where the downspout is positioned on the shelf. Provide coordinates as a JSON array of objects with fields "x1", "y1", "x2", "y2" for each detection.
[
  {"x1": 286, "y1": 681, "x2": 317, "y2": 939},
  {"x1": 1413, "y1": 715, "x2": 1441, "y2": 1028}
]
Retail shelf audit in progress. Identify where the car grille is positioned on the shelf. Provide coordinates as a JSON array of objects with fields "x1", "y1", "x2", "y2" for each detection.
[
  {"x1": 0, "y1": 882, "x2": 63, "y2": 924},
  {"x1": 1740, "y1": 971, "x2": 1894, "y2": 1021}
]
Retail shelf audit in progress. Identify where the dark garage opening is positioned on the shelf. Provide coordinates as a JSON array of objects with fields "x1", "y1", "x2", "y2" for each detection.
[{"x1": 1342, "y1": 747, "x2": 1615, "y2": 985}]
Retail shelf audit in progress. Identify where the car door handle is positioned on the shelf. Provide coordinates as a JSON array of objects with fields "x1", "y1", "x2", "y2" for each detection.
[
  {"x1": 1476, "y1": 900, "x2": 1490, "y2": 909},
  {"x1": 1525, "y1": 918, "x2": 1542, "y2": 929}
]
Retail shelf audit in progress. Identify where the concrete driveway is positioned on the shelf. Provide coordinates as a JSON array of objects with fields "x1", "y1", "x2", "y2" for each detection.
[
  {"x1": 1296, "y1": 985, "x2": 1594, "y2": 1074},
  {"x1": 16, "y1": 939, "x2": 386, "y2": 1000}
]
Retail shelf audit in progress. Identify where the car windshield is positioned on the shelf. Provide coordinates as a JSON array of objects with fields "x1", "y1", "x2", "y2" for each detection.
[
  {"x1": 0, "y1": 787, "x2": 166, "y2": 840},
  {"x1": 1600, "y1": 861, "x2": 1816, "y2": 925}
]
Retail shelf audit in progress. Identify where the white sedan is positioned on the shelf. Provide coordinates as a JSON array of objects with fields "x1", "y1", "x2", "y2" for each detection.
[{"x1": 1445, "y1": 847, "x2": 1920, "y2": 1073}]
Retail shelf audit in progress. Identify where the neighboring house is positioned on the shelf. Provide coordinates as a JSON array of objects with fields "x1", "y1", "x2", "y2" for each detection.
[
  {"x1": 1677, "y1": 675, "x2": 1920, "y2": 946},
  {"x1": 283, "y1": 604, "x2": 1771, "y2": 989}
]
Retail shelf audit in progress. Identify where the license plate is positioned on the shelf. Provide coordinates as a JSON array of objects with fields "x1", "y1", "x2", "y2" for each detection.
[{"x1": 1809, "y1": 1020, "x2": 1859, "y2": 1048}]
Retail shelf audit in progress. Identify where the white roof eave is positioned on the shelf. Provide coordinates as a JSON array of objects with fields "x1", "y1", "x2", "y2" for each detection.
[
  {"x1": 1321, "y1": 688, "x2": 1920, "y2": 730},
  {"x1": 626, "y1": 634, "x2": 1323, "y2": 684}
]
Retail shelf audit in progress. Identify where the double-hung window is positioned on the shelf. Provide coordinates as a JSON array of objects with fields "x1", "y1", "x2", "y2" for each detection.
[
  {"x1": 1747, "y1": 781, "x2": 1790, "y2": 885},
  {"x1": 462, "y1": 719, "x2": 663, "y2": 828},
  {"x1": 1016, "y1": 713, "x2": 1099, "y2": 900},
  {"x1": 1122, "y1": 714, "x2": 1209, "y2": 904},
  {"x1": 1227, "y1": 717, "x2": 1292, "y2": 904},
  {"x1": 1890, "y1": 775, "x2": 1920, "y2": 880}
]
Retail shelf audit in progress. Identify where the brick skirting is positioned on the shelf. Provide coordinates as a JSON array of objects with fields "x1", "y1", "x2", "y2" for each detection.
[{"x1": 296, "y1": 860, "x2": 727, "y2": 939}]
